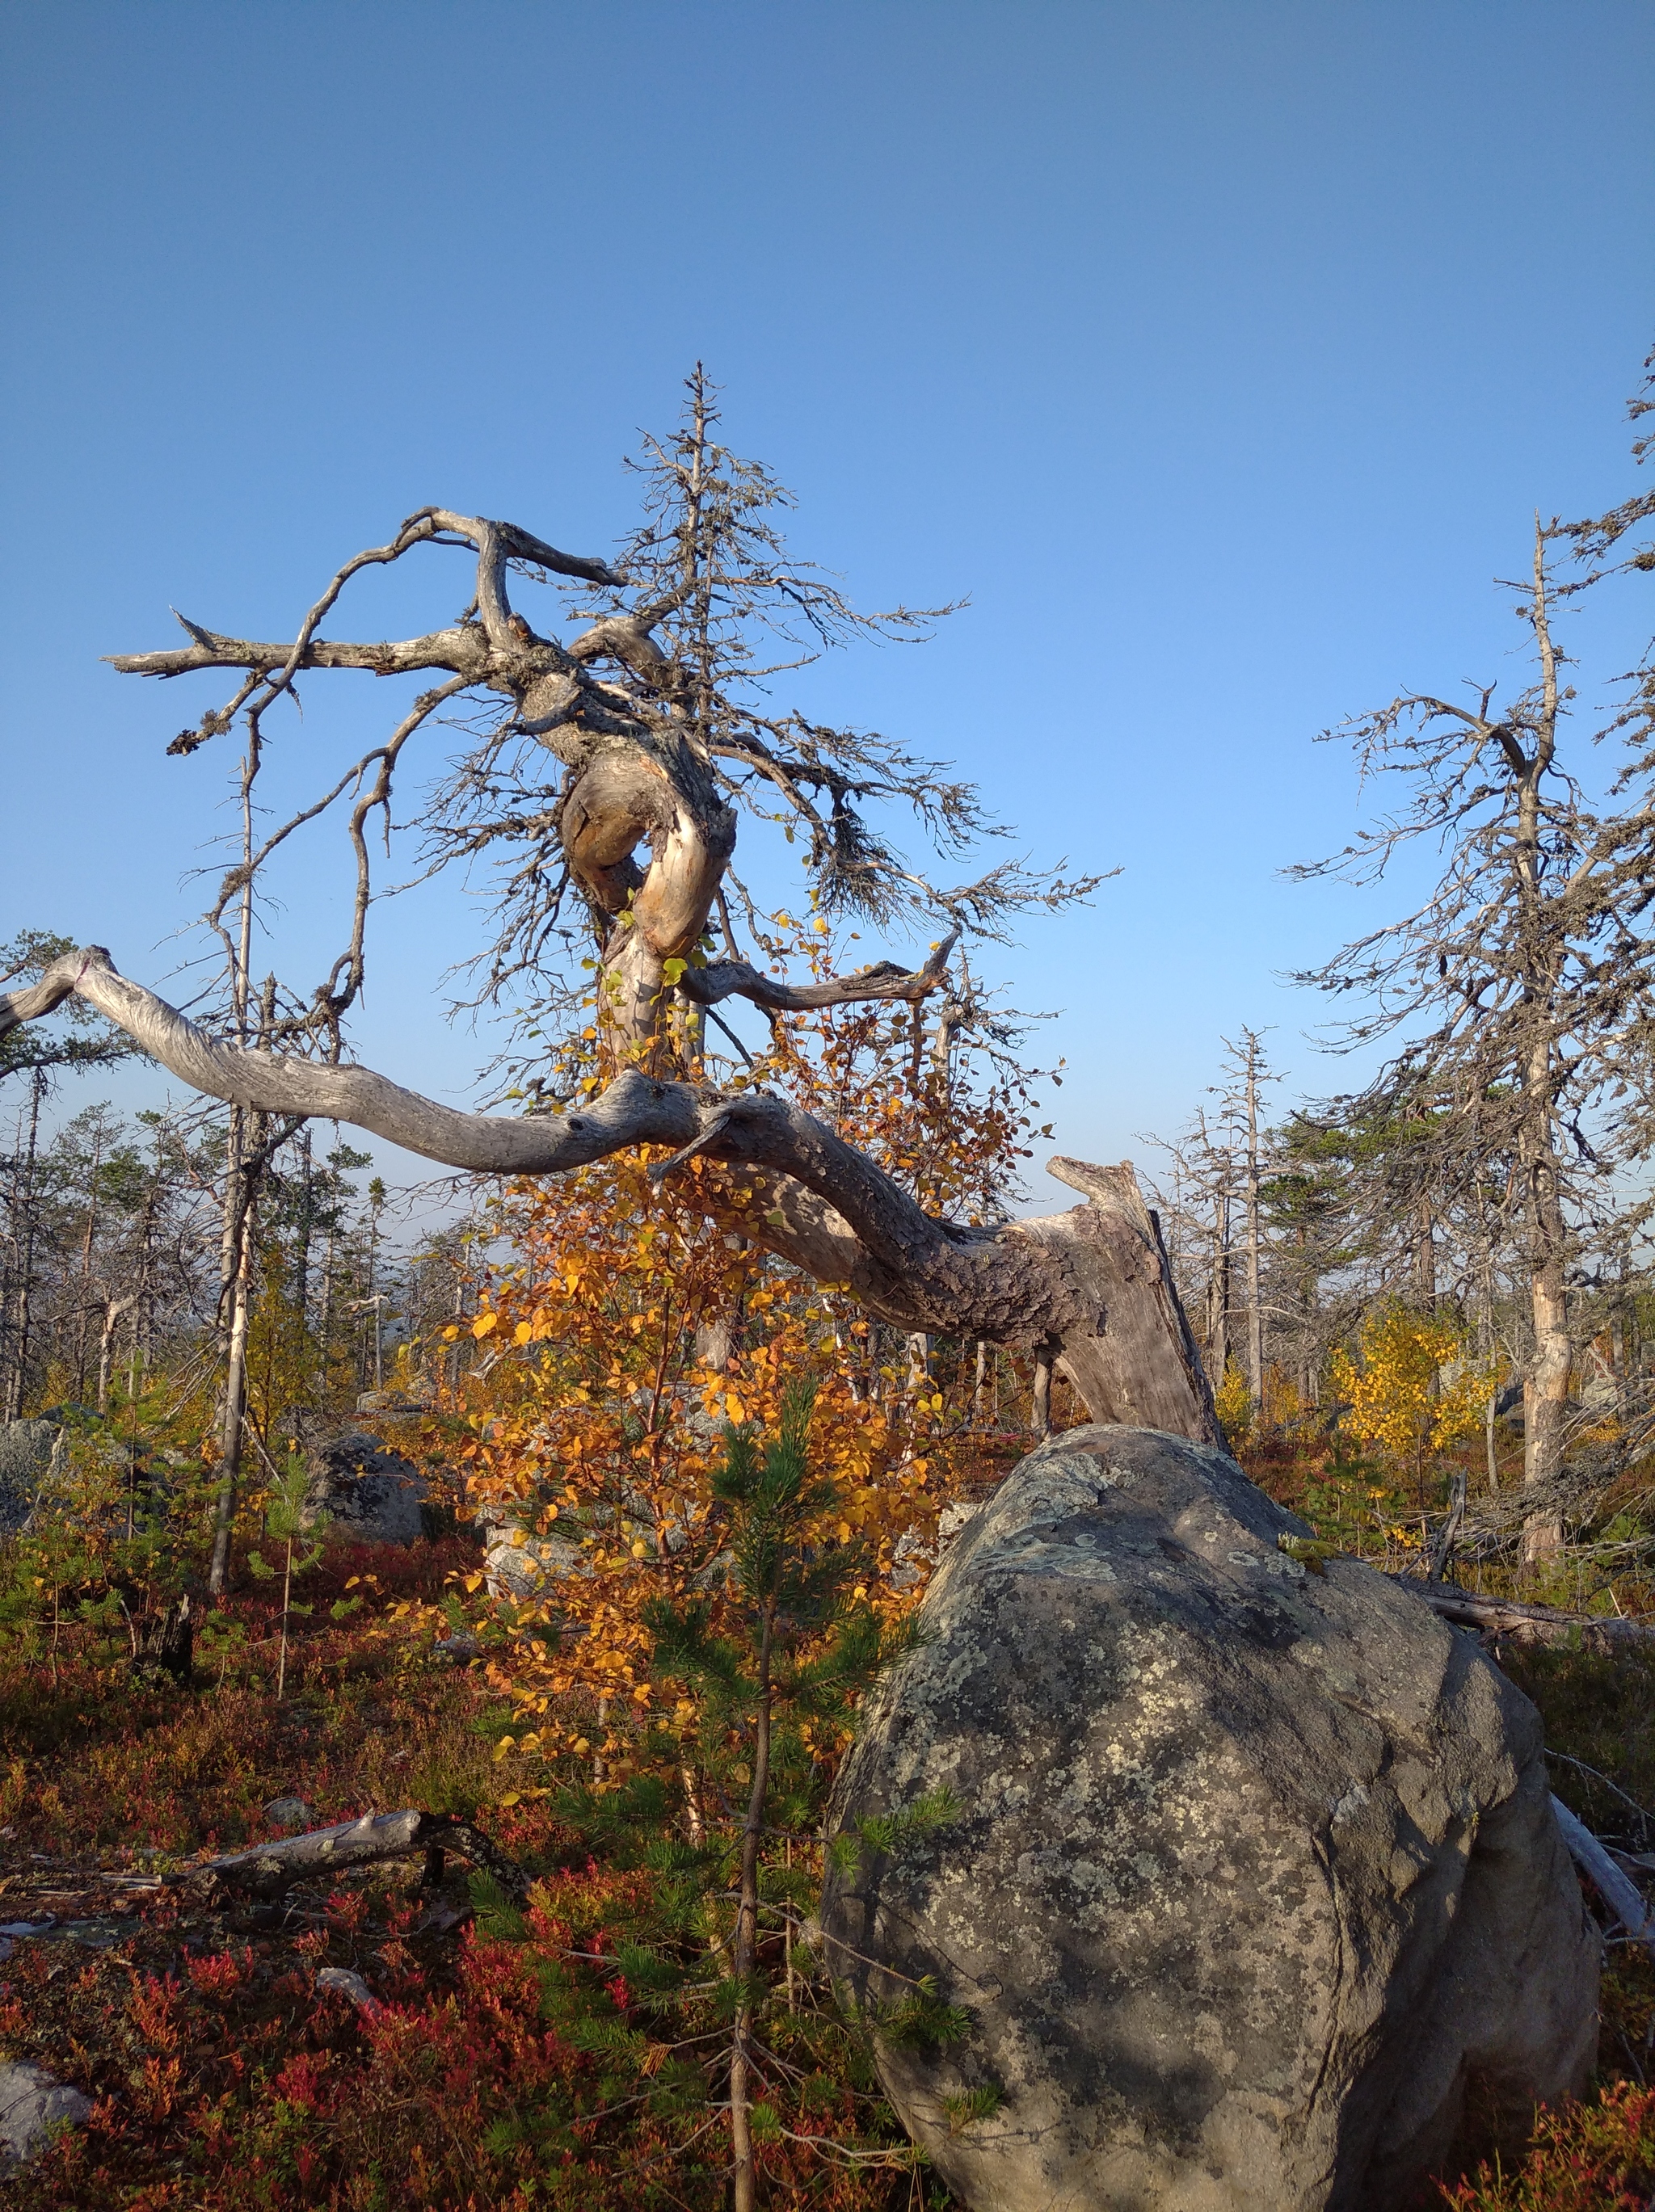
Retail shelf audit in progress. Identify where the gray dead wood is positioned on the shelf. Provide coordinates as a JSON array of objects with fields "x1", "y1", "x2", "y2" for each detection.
[
  {"x1": 1550, "y1": 1794, "x2": 1655, "y2": 1965},
  {"x1": 0, "y1": 949, "x2": 1219, "y2": 1442},
  {"x1": 1398, "y1": 1577, "x2": 1655, "y2": 1654},
  {"x1": 191, "y1": 1809, "x2": 529, "y2": 1902}
]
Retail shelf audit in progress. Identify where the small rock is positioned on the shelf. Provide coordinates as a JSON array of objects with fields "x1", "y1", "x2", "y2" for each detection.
[
  {"x1": 57, "y1": 1919, "x2": 129, "y2": 1950},
  {"x1": 479, "y1": 1503, "x2": 581, "y2": 1599},
  {"x1": 0, "y1": 2062, "x2": 93, "y2": 2172},
  {"x1": 316, "y1": 1966, "x2": 380, "y2": 2015},
  {"x1": 0, "y1": 1919, "x2": 55, "y2": 1938},
  {"x1": 263, "y1": 1798, "x2": 313, "y2": 1834},
  {"x1": 431, "y1": 1630, "x2": 479, "y2": 1664},
  {"x1": 355, "y1": 1389, "x2": 431, "y2": 1415}
]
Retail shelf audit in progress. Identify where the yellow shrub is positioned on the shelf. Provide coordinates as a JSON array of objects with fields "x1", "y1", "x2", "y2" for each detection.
[{"x1": 1330, "y1": 1304, "x2": 1496, "y2": 1470}]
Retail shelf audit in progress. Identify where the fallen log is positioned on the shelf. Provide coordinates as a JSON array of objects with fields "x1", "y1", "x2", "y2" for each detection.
[
  {"x1": 1393, "y1": 1578, "x2": 1655, "y2": 1654},
  {"x1": 181, "y1": 1810, "x2": 529, "y2": 1902},
  {"x1": 1550, "y1": 1794, "x2": 1655, "y2": 1966}
]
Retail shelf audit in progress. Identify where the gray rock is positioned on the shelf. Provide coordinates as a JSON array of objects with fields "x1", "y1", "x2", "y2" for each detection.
[
  {"x1": 263, "y1": 1797, "x2": 313, "y2": 1833},
  {"x1": 355, "y1": 1389, "x2": 432, "y2": 1416},
  {"x1": 53, "y1": 1919, "x2": 130, "y2": 1950},
  {"x1": 820, "y1": 1426, "x2": 1599, "y2": 2212},
  {"x1": 0, "y1": 1419, "x2": 61, "y2": 1537},
  {"x1": 0, "y1": 2061, "x2": 93, "y2": 2172},
  {"x1": 478, "y1": 1503, "x2": 580, "y2": 1599},
  {"x1": 302, "y1": 1431, "x2": 427, "y2": 1545}
]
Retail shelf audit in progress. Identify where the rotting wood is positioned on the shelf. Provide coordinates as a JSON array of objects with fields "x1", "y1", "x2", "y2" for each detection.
[
  {"x1": 132, "y1": 1596, "x2": 192, "y2": 1684},
  {"x1": 179, "y1": 1810, "x2": 530, "y2": 1903},
  {"x1": 1395, "y1": 1576, "x2": 1655, "y2": 1653}
]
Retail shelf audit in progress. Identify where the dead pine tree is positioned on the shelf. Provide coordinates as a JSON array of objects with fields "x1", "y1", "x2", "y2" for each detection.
[
  {"x1": 0, "y1": 373, "x2": 1220, "y2": 1453},
  {"x1": 1217, "y1": 1029, "x2": 1279, "y2": 1419},
  {"x1": 1291, "y1": 518, "x2": 1655, "y2": 1563}
]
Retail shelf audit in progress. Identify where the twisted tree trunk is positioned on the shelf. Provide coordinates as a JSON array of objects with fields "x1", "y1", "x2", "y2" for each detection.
[{"x1": 1, "y1": 950, "x2": 1219, "y2": 1444}]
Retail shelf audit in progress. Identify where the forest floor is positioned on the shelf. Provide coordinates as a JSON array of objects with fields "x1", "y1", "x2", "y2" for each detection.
[{"x1": 0, "y1": 1474, "x2": 1650, "y2": 2209}]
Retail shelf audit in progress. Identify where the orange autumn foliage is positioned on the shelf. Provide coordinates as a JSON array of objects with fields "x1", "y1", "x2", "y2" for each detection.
[{"x1": 438, "y1": 927, "x2": 1059, "y2": 1776}]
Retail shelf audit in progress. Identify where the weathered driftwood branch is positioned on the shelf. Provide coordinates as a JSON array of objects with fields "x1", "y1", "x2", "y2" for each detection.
[
  {"x1": 0, "y1": 948, "x2": 1219, "y2": 1442},
  {"x1": 191, "y1": 1810, "x2": 529, "y2": 1902},
  {"x1": 1550, "y1": 1794, "x2": 1655, "y2": 1965},
  {"x1": 1398, "y1": 1577, "x2": 1655, "y2": 1653}
]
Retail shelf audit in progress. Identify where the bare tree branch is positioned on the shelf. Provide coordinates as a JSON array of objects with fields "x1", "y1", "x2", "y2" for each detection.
[{"x1": 0, "y1": 946, "x2": 1218, "y2": 1439}]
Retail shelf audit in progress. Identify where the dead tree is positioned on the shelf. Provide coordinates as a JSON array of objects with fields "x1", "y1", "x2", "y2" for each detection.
[
  {"x1": 2, "y1": 952, "x2": 1215, "y2": 1439},
  {"x1": 0, "y1": 377, "x2": 1218, "y2": 1443},
  {"x1": 1293, "y1": 524, "x2": 1655, "y2": 1557}
]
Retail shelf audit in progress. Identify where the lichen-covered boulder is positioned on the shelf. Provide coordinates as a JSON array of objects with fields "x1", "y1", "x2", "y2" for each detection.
[
  {"x1": 0, "y1": 1419, "x2": 60, "y2": 1536},
  {"x1": 820, "y1": 1426, "x2": 1598, "y2": 2212},
  {"x1": 301, "y1": 1431, "x2": 427, "y2": 1545}
]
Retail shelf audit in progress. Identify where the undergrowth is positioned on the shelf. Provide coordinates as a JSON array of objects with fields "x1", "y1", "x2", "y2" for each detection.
[
  {"x1": 0, "y1": 1533, "x2": 932, "y2": 2210},
  {"x1": 2, "y1": 1451, "x2": 1653, "y2": 2206}
]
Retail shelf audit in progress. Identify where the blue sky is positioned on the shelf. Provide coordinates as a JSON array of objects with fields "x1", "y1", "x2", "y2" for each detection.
[{"x1": 2, "y1": 0, "x2": 1651, "y2": 1212}]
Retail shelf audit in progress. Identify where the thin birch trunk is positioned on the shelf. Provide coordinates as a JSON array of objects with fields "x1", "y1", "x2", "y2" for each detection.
[{"x1": 1032, "y1": 1348, "x2": 1052, "y2": 1438}]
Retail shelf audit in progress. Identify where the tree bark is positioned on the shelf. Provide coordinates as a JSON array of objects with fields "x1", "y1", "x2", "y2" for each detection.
[
  {"x1": 729, "y1": 1614, "x2": 773, "y2": 2212},
  {"x1": 208, "y1": 1114, "x2": 253, "y2": 1600},
  {"x1": 1207, "y1": 1190, "x2": 1229, "y2": 1394},
  {"x1": 1515, "y1": 542, "x2": 1570, "y2": 1562},
  {"x1": 3, "y1": 1071, "x2": 44, "y2": 1421},
  {"x1": 1030, "y1": 1348, "x2": 1052, "y2": 1438},
  {"x1": 1396, "y1": 1577, "x2": 1655, "y2": 1654},
  {"x1": 1549, "y1": 1796, "x2": 1655, "y2": 1967},
  {"x1": 133, "y1": 1596, "x2": 192, "y2": 1683}
]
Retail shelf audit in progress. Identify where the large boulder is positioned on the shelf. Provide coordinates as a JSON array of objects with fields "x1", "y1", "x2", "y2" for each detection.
[
  {"x1": 820, "y1": 1426, "x2": 1598, "y2": 2212},
  {"x1": 301, "y1": 1431, "x2": 427, "y2": 1545}
]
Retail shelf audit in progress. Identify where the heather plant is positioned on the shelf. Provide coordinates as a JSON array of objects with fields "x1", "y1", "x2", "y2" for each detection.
[{"x1": 1434, "y1": 2078, "x2": 1655, "y2": 2210}]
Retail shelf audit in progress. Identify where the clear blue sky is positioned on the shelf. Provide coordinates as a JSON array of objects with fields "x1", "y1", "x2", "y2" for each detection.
[{"x1": 2, "y1": 0, "x2": 1651, "y2": 1207}]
